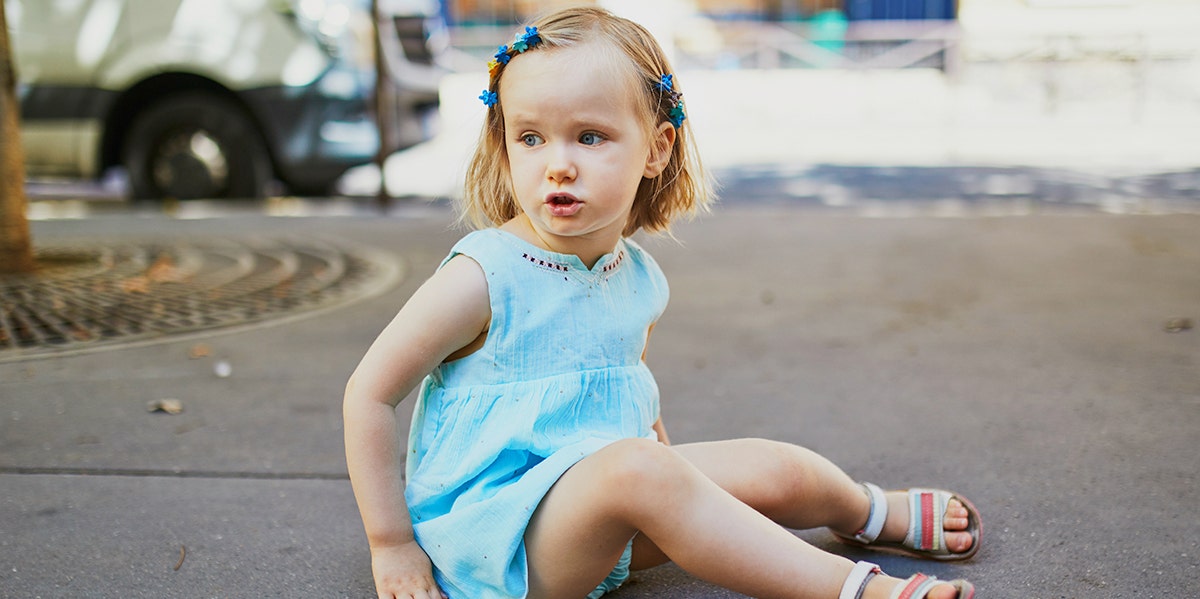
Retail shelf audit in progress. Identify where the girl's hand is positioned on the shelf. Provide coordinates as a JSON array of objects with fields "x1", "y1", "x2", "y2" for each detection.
[{"x1": 370, "y1": 541, "x2": 447, "y2": 599}]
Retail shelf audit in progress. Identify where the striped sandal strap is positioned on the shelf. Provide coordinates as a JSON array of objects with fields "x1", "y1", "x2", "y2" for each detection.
[
  {"x1": 902, "y1": 488, "x2": 955, "y2": 554},
  {"x1": 838, "y1": 561, "x2": 883, "y2": 599},
  {"x1": 848, "y1": 482, "x2": 889, "y2": 544},
  {"x1": 888, "y1": 573, "x2": 976, "y2": 599}
]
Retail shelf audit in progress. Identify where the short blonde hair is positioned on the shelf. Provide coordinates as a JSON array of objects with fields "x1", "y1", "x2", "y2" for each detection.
[{"x1": 460, "y1": 7, "x2": 714, "y2": 236}]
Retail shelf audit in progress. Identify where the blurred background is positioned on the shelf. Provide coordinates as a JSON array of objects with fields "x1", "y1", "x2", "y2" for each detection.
[{"x1": 10, "y1": 0, "x2": 1200, "y2": 214}]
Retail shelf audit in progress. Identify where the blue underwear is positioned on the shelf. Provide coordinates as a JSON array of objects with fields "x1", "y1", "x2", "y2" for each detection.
[{"x1": 585, "y1": 540, "x2": 633, "y2": 598}]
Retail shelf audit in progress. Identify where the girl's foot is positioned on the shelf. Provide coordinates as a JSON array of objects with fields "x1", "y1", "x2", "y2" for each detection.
[
  {"x1": 876, "y1": 491, "x2": 974, "y2": 554},
  {"x1": 834, "y1": 484, "x2": 981, "y2": 561},
  {"x1": 865, "y1": 573, "x2": 971, "y2": 599},
  {"x1": 842, "y1": 562, "x2": 974, "y2": 599}
]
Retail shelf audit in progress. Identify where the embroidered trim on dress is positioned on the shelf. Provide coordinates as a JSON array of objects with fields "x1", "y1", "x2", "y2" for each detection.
[
  {"x1": 519, "y1": 249, "x2": 626, "y2": 275},
  {"x1": 522, "y1": 253, "x2": 570, "y2": 272},
  {"x1": 601, "y1": 250, "x2": 626, "y2": 274}
]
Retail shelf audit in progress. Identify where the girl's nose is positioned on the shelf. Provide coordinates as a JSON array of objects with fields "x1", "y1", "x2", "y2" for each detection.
[{"x1": 545, "y1": 144, "x2": 576, "y2": 183}]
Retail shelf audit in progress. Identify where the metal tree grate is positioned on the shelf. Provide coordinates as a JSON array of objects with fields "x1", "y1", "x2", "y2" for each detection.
[{"x1": 0, "y1": 238, "x2": 400, "y2": 362}]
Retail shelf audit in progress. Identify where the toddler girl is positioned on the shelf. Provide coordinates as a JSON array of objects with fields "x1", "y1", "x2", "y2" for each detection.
[{"x1": 344, "y1": 7, "x2": 981, "y2": 599}]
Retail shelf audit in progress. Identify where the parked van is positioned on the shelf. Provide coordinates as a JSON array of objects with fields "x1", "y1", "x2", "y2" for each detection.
[{"x1": 7, "y1": 0, "x2": 445, "y2": 199}]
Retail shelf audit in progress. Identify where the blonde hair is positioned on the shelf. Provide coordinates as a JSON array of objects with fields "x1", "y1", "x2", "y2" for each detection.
[{"x1": 460, "y1": 7, "x2": 714, "y2": 236}]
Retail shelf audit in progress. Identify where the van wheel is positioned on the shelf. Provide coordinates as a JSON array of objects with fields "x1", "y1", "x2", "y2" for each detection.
[{"x1": 124, "y1": 93, "x2": 272, "y2": 200}]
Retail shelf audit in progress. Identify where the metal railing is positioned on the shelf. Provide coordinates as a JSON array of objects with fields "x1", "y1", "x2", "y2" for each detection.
[
  {"x1": 444, "y1": 19, "x2": 1200, "y2": 122},
  {"x1": 675, "y1": 20, "x2": 962, "y2": 72},
  {"x1": 445, "y1": 20, "x2": 964, "y2": 72}
]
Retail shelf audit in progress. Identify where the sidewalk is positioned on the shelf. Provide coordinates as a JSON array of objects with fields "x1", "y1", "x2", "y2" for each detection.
[{"x1": 3, "y1": 206, "x2": 1198, "y2": 597}]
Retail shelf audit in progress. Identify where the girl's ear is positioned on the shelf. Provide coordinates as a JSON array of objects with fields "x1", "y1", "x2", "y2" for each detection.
[{"x1": 643, "y1": 121, "x2": 677, "y2": 179}]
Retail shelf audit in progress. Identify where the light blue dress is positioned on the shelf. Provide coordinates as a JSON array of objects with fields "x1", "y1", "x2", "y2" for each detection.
[{"x1": 405, "y1": 229, "x2": 669, "y2": 599}]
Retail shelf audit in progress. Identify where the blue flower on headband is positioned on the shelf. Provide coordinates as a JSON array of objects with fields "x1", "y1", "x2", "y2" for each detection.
[
  {"x1": 478, "y1": 25, "x2": 543, "y2": 104},
  {"x1": 655, "y1": 73, "x2": 685, "y2": 127},
  {"x1": 668, "y1": 104, "x2": 687, "y2": 128},
  {"x1": 493, "y1": 45, "x2": 511, "y2": 65},
  {"x1": 512, "y1": 26, "x2": 541, "y2": 53}
]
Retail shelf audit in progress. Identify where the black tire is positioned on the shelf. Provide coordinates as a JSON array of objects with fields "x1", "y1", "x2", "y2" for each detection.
[{"x1": 123, "y1": 93, "x2": 272, "y2": 200}]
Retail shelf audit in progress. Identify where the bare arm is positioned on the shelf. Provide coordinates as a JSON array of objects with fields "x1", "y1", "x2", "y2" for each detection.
[
  {"x1": 652, "y1": 416, "x2": 671, "y2": 446},
  {"x1": 343, "y1": 255, "x2": 490, "y2": 598}
]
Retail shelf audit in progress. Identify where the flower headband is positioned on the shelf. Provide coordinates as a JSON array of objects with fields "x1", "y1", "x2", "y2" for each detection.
[
  {"x1": 478, "y1": 25, "x2": 688, "y2": 128},
  {"x1": 479, "y1": 26, "x2": 542, "y2": 107},
  {"x1": 655, "y1": 74, "x2": 687, "y2": 128}
]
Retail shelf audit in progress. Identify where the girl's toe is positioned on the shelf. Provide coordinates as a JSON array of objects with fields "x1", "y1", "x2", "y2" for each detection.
[{"x1": 944, "y1": 530, "x2": 974, "y2": 554}]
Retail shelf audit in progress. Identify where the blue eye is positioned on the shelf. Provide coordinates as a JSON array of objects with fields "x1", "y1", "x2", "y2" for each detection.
[
  {"x1": 579, "y1": 132, "x2": 602, "y2": 145},
  {"x1": 521, "y1": 133, "x2": 543, "y2": 147}
]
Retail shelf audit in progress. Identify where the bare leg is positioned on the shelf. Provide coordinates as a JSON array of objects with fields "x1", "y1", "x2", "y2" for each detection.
[
  {"x1": 523, "y1": 438, "x2": 966, "y2": 599},
  {"x1": 671, "y1": 439, "x2": 871, "y2": 531},
  {"x1": 630, "y1": 439, "x2": 973, "y2": 594},
  {"x1": 524, "y1": 438, "x2": 854, "y2": 599},
  {"x1": 657, "y1": 439, "x2": 973, "y2": 556}
]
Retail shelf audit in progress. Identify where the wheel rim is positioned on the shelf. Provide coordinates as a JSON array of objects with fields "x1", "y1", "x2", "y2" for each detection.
[{"x1": 150, "y1": 129, "x2": 230, "y2": 198}]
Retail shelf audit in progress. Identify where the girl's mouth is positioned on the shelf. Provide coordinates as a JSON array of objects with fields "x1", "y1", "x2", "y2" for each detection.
[{"x1": 545, "y1": 193, "x2": 582, "y2": 216}]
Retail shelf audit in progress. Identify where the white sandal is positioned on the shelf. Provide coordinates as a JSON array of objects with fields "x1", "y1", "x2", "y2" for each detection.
[
  {"x1": 887, "y1": 573, "x2": 976, "y2": 599},
  {"x1": 835, "y1": 482, "x2": 982, "y2": 561},
  {"x1": 838, "y1": 561, "x2": 883, "y2": 599},
  {"x1": 838, "y1": 560, "x2": 976, "y2": 599}
]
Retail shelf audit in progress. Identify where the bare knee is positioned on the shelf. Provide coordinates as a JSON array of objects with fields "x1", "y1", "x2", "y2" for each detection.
[
  {"x1": 591, "y1": 439, "x2": 698, "y2": 513},
  {"x1": 732, "y1": 438, "x2": 825, "y2": 517},
  {"x1": 594, "y1": 438, "x2": 684, "y2": 484}
]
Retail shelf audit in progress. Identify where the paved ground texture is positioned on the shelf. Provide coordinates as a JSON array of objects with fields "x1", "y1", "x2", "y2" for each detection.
[{"x1": 2, "y1": 203, "x2": 1197, "y2": 597}]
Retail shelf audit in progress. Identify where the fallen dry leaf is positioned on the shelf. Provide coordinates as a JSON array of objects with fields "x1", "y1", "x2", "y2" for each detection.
[
  {"x1": 147, "y1": 398, "x2": 185, "y2": 415},
  {"x1": 146, "y1": 253, "x2": 187, "y2": 283},
  {"x1": 1164, "y1": 317, "x2": 1194, "y2": 333},
  {"x1": 120, "y1": 276, "x2": 150, "y2": 294},
  {"x1": 188, "y1": 343, "x2": 212, "y2": 359}
]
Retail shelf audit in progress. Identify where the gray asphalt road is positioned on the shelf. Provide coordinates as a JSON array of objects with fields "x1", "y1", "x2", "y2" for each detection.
[{"x1": 2, "y1": 202, "x2": 1197, "y2": 598}]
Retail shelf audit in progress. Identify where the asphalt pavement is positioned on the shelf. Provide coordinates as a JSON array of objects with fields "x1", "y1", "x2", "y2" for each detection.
[{"x1": 2, "y1": 197, "x2": 1198, "y2": 597}]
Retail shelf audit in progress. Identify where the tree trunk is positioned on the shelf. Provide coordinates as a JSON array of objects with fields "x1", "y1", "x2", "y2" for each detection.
[
  {"x1": 0, "y1": 0, "x2": 35, "y2": 274},
  {"x1": 372, "y1": 0, "x2": 392, "y2": 210}
]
